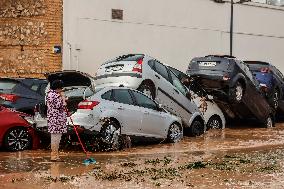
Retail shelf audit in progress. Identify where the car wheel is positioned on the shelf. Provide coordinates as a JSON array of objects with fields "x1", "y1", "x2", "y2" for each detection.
[
  {"x1": 233, "y1": 82, "x2": 244, "y2": 102},
  {"x1": 100, "y1": 121, "x2": 122, "y2": 151},
  {"x1": 138, "y1": 83, "x2": 155, "y2": 99},
  {"x1": 4, "y1": 127, "x2": 32, "y2": 151},
  {"x1": 167, "y1": 123, "x2": 183, "y2": 143},
  {"x1": 189, "y1": 119, "x2": 205, "y2": 137},
  {"x1": 263, "y1": 116, "x2": 274, "y2": 128},
  {"x1": 206, "y1": 116, "x2": 223, "y2": 130}
]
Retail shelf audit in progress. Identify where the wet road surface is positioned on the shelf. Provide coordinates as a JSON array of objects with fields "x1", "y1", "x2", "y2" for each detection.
[{"x1": 1, "y1": 122, "x2": 284, "y2": 188}]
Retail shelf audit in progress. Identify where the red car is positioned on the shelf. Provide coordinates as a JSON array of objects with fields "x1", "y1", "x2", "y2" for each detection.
[{"x1": 0, "y1": 106, "x2": 40, "y2": 151}]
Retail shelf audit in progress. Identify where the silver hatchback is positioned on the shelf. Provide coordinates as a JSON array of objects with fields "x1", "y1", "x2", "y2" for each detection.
[{"x1": 95, "y1": 54, "x2": 205, "y2": 136}]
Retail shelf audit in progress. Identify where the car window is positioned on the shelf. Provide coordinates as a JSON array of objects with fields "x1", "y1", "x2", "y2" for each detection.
[
  {"x1": 168, "y1": 70, "x2": 188, "y2": 96},
  {"x1": 131, "y1": 90, "x2": 158, "y2": 110},
  {"x1": 274, "y1": 67, "x2": 284, "y2": 80},
  {"x1": 101, "y1": 90, "x2": 112, "y2": 101},
  {"x1": 113, "y1": 89, "x2": 134, "y2": 105},
  {"x1": 154, "y1": 61, "x2": 170, "y2": 81},
  {"x1": 0, "y1": 81, "x2": 17, "y2": 91},
  {"x1": 148, "y1": 60, "x2": 155, "y2": 69}
]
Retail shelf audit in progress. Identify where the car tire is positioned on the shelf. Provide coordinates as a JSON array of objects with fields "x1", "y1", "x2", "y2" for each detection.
[
  {"x1": 231, "y1": 82, "x2": 244, "y2": 103},
  {"x1": 263, "y1": 115, "x2": 275, "y2": 128},
  {"x1": 189, "y1": 119, "x2": 205, "y2": 137},
  {"x1": 167, "y1": 123, "x2": 183, "y2": 143},
  {"x1": 99, "y1": 120, "x2": 122, "y2": 151},
  {"x1": 206, "y1": 116, "x2": 223, "y2": 130},
  {"x1": 138, "y1": 83, "x2": 155, "y2": 99},
  {"x1": 4, "y1": 127, "x2": 32, "y2": 151}
]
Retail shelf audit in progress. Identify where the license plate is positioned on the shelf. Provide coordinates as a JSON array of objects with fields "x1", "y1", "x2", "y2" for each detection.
[
  {"x1": 105, "y1": 65, "x2": 124, "y2": 72},
  {"x1": 199, "y1": 62, "x2": 217, "y2": 67}
]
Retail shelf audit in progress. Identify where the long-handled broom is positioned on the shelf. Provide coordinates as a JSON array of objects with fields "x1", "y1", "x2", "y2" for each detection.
[{"x1": 65, "y1": 108, "x2": 96, "y2": 165}]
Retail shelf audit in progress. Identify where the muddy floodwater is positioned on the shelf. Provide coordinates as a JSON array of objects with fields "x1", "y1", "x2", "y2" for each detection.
[{"x1": 2, "y1": 122, "x2": 284, "y2": 188}]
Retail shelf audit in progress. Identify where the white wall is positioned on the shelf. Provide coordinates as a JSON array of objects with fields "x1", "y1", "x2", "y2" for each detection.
[{"x1": 63, "y1": 0, "x2": 284, "y2": 75}]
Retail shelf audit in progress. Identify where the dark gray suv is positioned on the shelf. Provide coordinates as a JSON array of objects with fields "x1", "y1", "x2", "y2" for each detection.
[{"x1": 187, "y1": 55, "x2": 274, "y2": 128}]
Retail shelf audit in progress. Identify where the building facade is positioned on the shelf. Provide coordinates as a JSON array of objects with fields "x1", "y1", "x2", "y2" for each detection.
[
  {"x1": 63, "y1": 0, "x2": 284, "y2": 76},
  {"x1": 0, "y1": 0, "x2": 63, "y2": 78},
  {"x1": 0, "y1": 0, "x2": 283, "y2": 78}
]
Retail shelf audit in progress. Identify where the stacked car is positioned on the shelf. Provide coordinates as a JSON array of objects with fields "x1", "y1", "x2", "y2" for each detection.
[{"x1": 1, "y1": 53, "x2": 284, "y2": 152}]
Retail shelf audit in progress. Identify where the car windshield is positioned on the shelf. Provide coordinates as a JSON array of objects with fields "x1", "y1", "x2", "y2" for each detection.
[
  {"x1": 245, "y1": 62, "x2": 269, "y2": 72},
  {"x1": 64, "y1": 87, "x2": 95, "y2": 98}
]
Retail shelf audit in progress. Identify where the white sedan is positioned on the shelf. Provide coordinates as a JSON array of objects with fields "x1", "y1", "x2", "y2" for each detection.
[{"x1": 70, "y1": 87, "x2": 183, "y2": 150}]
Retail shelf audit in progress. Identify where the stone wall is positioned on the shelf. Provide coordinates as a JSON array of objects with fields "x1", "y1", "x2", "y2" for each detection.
[{"x1": 0, "y1": 0, "x2": 63, "y2": 78}]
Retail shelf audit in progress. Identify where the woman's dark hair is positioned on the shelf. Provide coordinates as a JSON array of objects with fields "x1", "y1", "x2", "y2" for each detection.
[{"x1": 51, "y1": 80, "x2": 64, "y2": 90}]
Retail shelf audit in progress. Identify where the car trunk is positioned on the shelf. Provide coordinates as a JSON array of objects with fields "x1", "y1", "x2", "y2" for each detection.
[
  {"x1": 95, "y1": 54, "x2": 144, "y2": 84},
  {"x1": 37, "y1": 71, "x2": 95, "y2": 117}
]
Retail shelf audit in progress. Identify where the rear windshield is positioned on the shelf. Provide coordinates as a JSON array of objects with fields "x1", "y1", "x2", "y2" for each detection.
[
  {"x1": 0, "y1": 81, "x2": 17, "y2": 91},
  {"x1": 104, "y1": 54, "x2": 144, "y2": 65},
  {"x1": 246, "y1": 62, "x2": 269, "y2": 72}
]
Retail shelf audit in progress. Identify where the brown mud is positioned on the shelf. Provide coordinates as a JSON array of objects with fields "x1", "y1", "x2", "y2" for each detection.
[{"x1": 1, "y1": 122, "x2": 284, "y2": 188}]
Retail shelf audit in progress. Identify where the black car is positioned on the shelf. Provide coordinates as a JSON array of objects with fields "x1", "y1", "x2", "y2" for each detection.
[
  {"x1": 187, "y1": 55, "x2": 274, "y2": 127},
  {"x1": 245, "y1": 61, "x2": 284, "y2": 111},
  {"x1": 0, "y1": 78, "x2": 47, "y2": 115}
]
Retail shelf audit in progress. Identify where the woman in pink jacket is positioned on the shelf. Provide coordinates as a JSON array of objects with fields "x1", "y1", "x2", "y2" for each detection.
[{"x1": 46, "y1": 80, "x2": 67, "y2": 161}]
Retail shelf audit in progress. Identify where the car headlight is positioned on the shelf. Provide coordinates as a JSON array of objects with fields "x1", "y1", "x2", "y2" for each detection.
[{"x1": 21, "y1": 116, "x2": 35, "y2": 125}]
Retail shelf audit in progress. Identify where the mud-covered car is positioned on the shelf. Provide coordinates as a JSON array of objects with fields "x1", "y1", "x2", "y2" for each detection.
[
  {"x1": 71, "y1": 87, "x2": 183, "y2": 150},
  {"x1": 95, "y1": 54, "x2": 205, "y2": 136},
  {"x1": 167, "y1": 66, "x2": 226, "y2": 130},
  {"x1": 187, "y1": 55, "x2": 274, "y2": 128},
  {"x1": 245, "y1": 61, "x2": 284, "y2": 111},
  {"x1": 34, "y1": 71, "x2": 96, "y2": 131}
]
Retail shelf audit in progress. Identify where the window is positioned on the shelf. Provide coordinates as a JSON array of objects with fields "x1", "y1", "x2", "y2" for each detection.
[
  {"x1": 131, "y1": 90, "x2": 158, "y2": 110},
  {"x1": 112, "y1": 9, "x2": 123, "y2": 20},
  {"x1": 169, "y1": 70, "x2": 188, "y2": 96},
  {"x1": 101, "y1": 90, "x2": 112, "y2": 101},
  {"x1": 113, "y1": 89, "x2": 134, "y2": 105},
  {"x1": 154, "y1": 61, "x2": 170, "y2": 81},
  {"x1": 148, "y1": 60, "x2": 155, "y2": 69},
  {"x1": 0, "y1": 81, "x2": 17, "y2": 91}
]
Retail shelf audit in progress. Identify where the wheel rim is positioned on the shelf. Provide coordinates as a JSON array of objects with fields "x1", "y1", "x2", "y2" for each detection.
[
  {"x1": 266, "y1": 117, "x2": 273, "y2": 128},
  {"x1": 7, "y1": 128, "x2": 30, "y2": 151},
  {"x1": 169, "y1": 124, "x2": 182, "y2": 142},
  {"x1": 273, "y1": 91, "x2": 279, "y2": 109},
  {"x1": 208, "y1": 118, "x2": 221, "y2": 129},
  {"x1": 104, "y1": 124, "x2": 120, "y2": 148},
  {"x1": 235, "y1": 85, "x2": 243, "y2": 101}
]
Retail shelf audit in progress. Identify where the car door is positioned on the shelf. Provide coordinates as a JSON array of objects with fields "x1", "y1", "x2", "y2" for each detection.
[
  {"x1": 148, "y1": 60, "x2": 178, "y2": 114},
  {"x1": 130, "y1": 90, "x2": 169, "y2": 138},
  {"x1": 167, "y1": 69, "x2": 198, "y2": 124},
  {"x1": 110, "y1": 89, "x2": 143, "y2": 136}
]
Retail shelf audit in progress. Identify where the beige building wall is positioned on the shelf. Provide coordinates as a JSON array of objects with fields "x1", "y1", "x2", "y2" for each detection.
[
  {"x1": 63, "y1": 0, "x2": 284, "y2": 76},
  {"x1": 0, "y1": 0, "x2": 63, "y2": 78}
]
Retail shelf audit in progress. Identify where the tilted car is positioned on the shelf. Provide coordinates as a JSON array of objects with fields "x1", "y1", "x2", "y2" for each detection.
[
  {"x1": 187, "y1": 55, "x2": 274, "y2": 128},
  {"x1": 167, "y1": 66, "x2": 226, "y2": 129},
  {"x1": 95, "y1": 54, "x2": 205, "y2": 136},
  {"x1": 0, "y1": 106, "x2": 40, "y2": 151},
  {"x1": 0, "y1": 78, "x2": 47, "y2": 115},
  {"x1": 34, "y1": 71, "x2": 96, "y2": 131},
  {"x1": 70, "y1": 87, "x2": 183, "y2": 150},
  {"x1": 245, "y1": 61, "x2": 284, "y2": 111}
]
